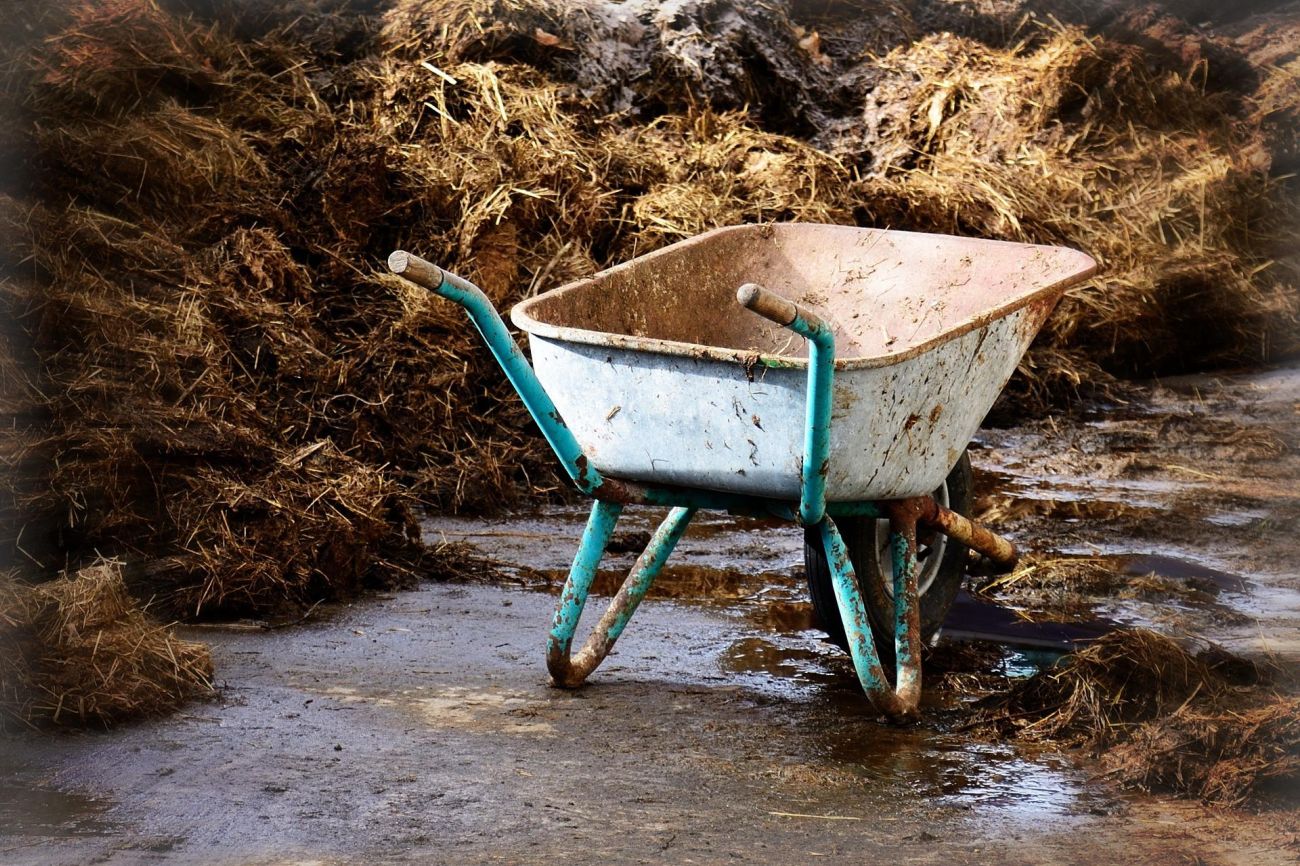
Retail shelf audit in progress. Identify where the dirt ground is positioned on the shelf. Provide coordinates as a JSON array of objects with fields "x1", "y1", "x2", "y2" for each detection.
[{"x1": 1, "y1": 366, "x2": 1297, "y2": 864}]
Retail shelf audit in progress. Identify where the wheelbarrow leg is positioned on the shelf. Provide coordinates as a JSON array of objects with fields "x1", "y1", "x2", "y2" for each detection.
[
  {"x1": 887, "y1": 503, "x2": 925, "y2": 710},
  {"x1": 818, "y1": 514, "x2": 923, "y2": 721},
  {"x1": 548, "y1": 501, "x2": 695, "y2": 688}
]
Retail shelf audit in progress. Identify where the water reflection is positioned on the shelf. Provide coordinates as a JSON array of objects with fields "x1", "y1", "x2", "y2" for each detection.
[
  {"x1": 718, "y1": 632, "x2": 1090, "y2": 825},
  {"x1": 0, "y1": 779, "x2": 115, "y2": 838}
]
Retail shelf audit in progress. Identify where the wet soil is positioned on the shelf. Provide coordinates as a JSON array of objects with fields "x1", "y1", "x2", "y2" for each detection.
[
  {"x1": 4, "y1": 584, "x2": 1295, "y2": 866},
  {"x1": 3, "y1": 367, "x2": 1298, "y2": 864},
  {"x1": 972, "y1": 365, "x2": 1300, "y2": 655}
]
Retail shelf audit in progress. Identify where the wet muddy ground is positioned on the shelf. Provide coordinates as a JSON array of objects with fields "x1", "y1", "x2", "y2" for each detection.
[
  {"x1": 3, "y1": 367, "x2": 1298, "y2": 864},
  {"x1": 973, "y1": 365, "x2": 1300, "y2": 658}
]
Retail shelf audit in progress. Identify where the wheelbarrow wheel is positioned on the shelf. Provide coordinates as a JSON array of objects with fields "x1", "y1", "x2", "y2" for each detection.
[{"x1": 802, "y1": 451, "x2": 973, "y2": 664}]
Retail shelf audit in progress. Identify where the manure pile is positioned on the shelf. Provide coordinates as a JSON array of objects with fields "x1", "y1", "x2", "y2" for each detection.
[
  {"x1": 1, "y1": 0, "x2": 1297, "y2": 726},
  {"x1": 979, "y1": 630, "x2": 1300, "y2": 806},
  {"x1": 0, "y1": 561, "x2": 213, "y2": 727}
]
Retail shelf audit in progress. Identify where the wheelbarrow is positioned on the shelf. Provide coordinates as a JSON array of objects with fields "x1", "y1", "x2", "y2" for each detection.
[{"x1": 388, "y1": 223, "x2": 1096, "y2": 721}]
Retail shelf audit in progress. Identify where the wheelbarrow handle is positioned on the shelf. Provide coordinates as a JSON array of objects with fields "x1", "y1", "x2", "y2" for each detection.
[
  {"x1": 388, "y1": 250, "x2": 604, "y2": 495},
  {"x1": 388, "y1": 250, "x2": 446, "y2": 289},
  {"x1": 735, "y1": 282, "x2": 834, "y2": 526},
  {"x1": 736, "y1": 282, "x2": 823, "y2": 332}
]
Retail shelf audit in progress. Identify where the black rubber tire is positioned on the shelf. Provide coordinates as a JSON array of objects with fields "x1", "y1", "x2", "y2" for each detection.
[{"x1": 803, "y1": 452, "x2": 974, "y2": 666}]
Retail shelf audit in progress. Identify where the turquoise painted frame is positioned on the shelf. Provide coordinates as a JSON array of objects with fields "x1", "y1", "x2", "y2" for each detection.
[{"x1": 389, "y1": 251, "x2": 925, "y2": 720}]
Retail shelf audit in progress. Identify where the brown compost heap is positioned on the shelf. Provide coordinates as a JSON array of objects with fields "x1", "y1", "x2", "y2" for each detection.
[
  {"x1": 1, "y1": 0, "x2": 1297, "y2": 727},
  {"x1": 0, "y1": 561, "x2": 214, "y2": 727}
]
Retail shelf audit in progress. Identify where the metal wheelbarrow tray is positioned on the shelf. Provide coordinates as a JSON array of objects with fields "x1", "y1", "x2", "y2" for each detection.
[{"x1": 389, "y1": 223, "x2": 1096, "y2": 721}]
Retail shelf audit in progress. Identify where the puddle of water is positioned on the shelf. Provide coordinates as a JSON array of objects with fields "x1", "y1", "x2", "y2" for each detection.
[
  {"x1": 0, "y1": 780, "x2": 115, "y2": 838},
  {"x1": 719, "y1": 629, "x2": 1064, "y2": 710},
  {"x1": 1117, "y1": 553, "x2": 1251, "y2": 594},
  {"x1": 781, "y1": 702, "x2": 1095, "y2": 825},
  {"x1": 425, "y1": 504, "x2": 807, "y2": 587},
  {"x1": 1022, "y1": 498, "x2": 1161, "y2": 524},
  {"x1": 1205, "y1": 507, "x2": 1271, "y2": 528},
  {"x1": 533, "y1": 563, "x2": 803, "y2": 603},
  {"x1": 927, "y1": 745, "x2": 1090, "y2": 821},
  {"x1": 942, "y1": 590, "x2": 1116, "y2": 648},
  {"x1": 968, "y1": 549, "x2": 1273, "y2": 649},
  {"x1": 719, "y1": 636, "x2": 845, "y2": 692},
  {"x1": 380, "y1": 483, "x2": 1226, "y2": 848},
  {"x1": 1001, "y1": 647, "x2": 1066, "y2": 678},
  {"x1": 988, "y1": 550, "x2": 1253, "y2": 605},
  {"x1": 425, "y1": 506, "x2": 1124, "y2": 683},
  {"x1": 1001, "y1": 477, "x2": 1180, "y2": 509},
  {"x1": 745, "y1": 599, "x2": 817, "y2": 633}
]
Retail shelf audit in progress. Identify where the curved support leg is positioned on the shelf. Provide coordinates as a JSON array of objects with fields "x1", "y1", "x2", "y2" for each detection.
[
  {"x1": 548, "y1": 503, "x2": 695, "y2": 689},
  {"x1": 888, "y1": 503, "x2": 924, "y2": 711},
  {"x1": 547, "y1": 499, "x2": 622, "y2": 682},
  {"x1": 818, "y1": 516, "x2": 922, "y2": 721}
]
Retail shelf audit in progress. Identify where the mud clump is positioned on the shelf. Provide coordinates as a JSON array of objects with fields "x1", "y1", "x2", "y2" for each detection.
[
  {"x1": 0, "y1": 562, "x2": 214, "y2": 729},
  {"x1": 978, "y1": 629, "x2": 1299, "y2": 806}
]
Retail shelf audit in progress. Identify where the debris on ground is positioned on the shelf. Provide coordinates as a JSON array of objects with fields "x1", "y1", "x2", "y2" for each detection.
[
  {"x1": 973, "y1": 553, "x2": 1237, "y2": 618},
  {"x1": 977, "y1": 629, "x2": 1299, "y2": 806},
  {"x1": 0, "y1": 561, "x2": 213, "y2": 729}
]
